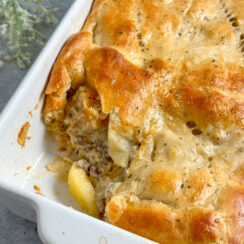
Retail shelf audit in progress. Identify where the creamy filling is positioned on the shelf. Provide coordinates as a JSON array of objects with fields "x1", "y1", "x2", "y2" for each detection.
[{"x1": 48, "y1": 84, "x2": 244, "y2": 214}]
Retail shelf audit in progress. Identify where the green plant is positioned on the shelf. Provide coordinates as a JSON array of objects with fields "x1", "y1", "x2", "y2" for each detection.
[{"x1": 0, "y1": 0, "x2": 58, "y2": 69}]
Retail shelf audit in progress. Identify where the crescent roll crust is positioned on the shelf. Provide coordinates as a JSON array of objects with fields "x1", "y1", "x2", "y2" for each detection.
[{"x1": 43, "y1": 0, "x2": 244, "y2": 243}]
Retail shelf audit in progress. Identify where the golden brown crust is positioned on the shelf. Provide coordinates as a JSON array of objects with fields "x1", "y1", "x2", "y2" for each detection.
[
  {"x1": 44, "y1": 0, "x2": 244, "y2": 128},
  {"x1": 84, "y1": 47, "x2": 154, "y2": 126},
  {"x1": 88, "y1": 0, "x2": 141, "y2": 57},
  {"x1": 218, "y1": 185, "x2": 244, "y2": 244},
  {"x1": 106, "y1": 196, "x2": 185, "y2": 244},
  {"x1": 45, "y1": 31, "x2": 92, "y2": 95},
  {"x1": 161, "y1": 83, "x2": 244, "y2": 127},
  {"x1": 43, "y1": 31, "x2": 93, "y2": 124},
  {"x1": 44, "y1": 94, "x2": 66, "y2": 112},
  {"x1": 43, "y1": 0, "x2": 244, "y2": 243},
  {"x1": 106, "y1": 195, "x2": 226, "y2": 244}
]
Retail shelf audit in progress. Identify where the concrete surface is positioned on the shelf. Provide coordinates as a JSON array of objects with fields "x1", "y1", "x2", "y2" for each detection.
[{"x1": 0, "y1": 1, "x2": 73, "y2": 243}]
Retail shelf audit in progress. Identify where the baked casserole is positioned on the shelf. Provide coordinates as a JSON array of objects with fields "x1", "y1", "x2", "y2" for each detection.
[{"x1": 43, "y1": 0, "x2": 244, "y2": 243}]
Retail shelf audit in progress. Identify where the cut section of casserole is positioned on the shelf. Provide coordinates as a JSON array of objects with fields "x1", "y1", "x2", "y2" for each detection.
[{"x1": 43, "y1": 0, "x2": 244, "y2": 243}]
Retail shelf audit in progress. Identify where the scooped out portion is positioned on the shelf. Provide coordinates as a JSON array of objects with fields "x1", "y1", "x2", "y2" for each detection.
[{"x1": 43, "y1": 0, "x2": 244, "y2": 243}]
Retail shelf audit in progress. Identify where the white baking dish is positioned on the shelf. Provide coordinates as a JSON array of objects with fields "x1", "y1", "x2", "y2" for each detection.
[{"x1": 0, "y1": 1, "x2": 155, "y2": 243}]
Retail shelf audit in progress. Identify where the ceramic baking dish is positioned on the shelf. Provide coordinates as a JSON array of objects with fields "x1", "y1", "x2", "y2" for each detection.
[{"x1": 0, "y1": 1, "x2": 154, "y2": 243}]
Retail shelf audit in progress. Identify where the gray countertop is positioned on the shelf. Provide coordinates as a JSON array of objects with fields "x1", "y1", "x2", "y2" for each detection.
[{"x1": 0, "y1": 1, "x2": 73, "y2": 243}]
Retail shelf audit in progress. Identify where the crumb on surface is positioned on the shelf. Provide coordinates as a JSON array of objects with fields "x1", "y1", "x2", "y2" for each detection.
[
  {"x1": 33, "y1": 185, "x2": 41, "y2": 191},
  {"x1": 33, "y1": 185, "x2": 45, "y2": 196},
  {"x1": 26, "y1": 166, "x2": 32, "y2": 171},
  {"x1": 17, "y1": 122, "x2": 30, "y2": 147},
  {"x1": 46, "y1": 156, "x2": 72, "y2": 182},
  {"x1": 28, "y1": 111, "x2": 33, "y2": 117},
  {"x1": 34, "y1": 103, "x2": 39, "y2": 110}
]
